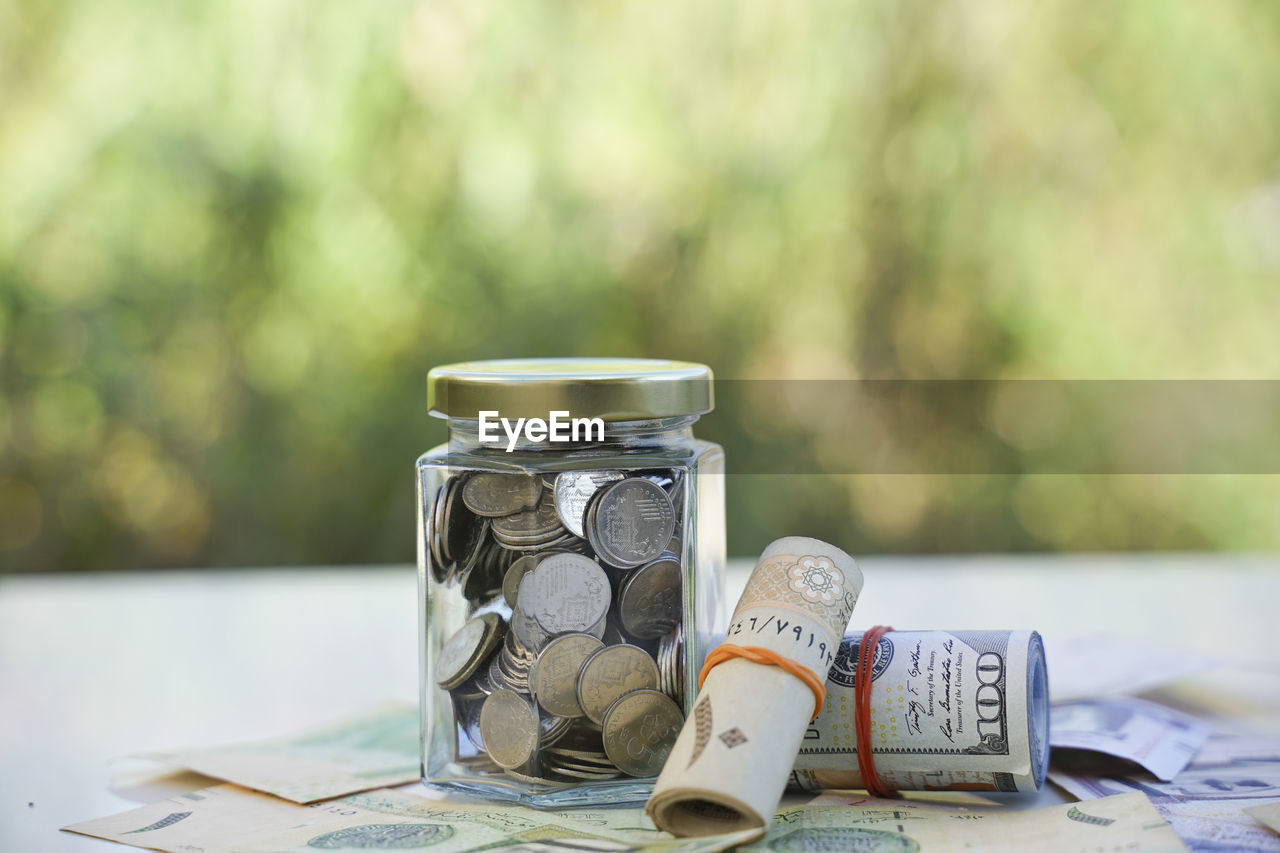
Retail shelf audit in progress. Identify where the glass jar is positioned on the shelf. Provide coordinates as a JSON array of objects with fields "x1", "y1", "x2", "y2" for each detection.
[{"x1": 417, "y1": 358, "x2": 725, "y2": 806}]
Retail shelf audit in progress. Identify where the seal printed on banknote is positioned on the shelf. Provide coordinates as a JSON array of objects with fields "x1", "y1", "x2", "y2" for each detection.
[{"x1": 827, "y1": 634, "x2": 893, "y2": 689}]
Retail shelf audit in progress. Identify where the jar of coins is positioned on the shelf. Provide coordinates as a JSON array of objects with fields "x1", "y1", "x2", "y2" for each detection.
[{"x1": 417, "y1": 359, "x2": 726, "y2": 805}]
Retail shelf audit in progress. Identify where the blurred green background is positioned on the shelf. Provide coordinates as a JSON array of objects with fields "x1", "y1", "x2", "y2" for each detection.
[{"x1": 3, "y1": 1, "x2": 1279, "y2": 572}]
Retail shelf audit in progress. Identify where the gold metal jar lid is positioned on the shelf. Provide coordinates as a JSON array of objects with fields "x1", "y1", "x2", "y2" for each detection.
[{"x1": 427, "y1": 358, "x2": 713, "y2": 422}]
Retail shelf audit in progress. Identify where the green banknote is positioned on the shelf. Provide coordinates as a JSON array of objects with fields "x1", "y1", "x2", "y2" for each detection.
[
  {"x1": 138, "y1": 703, "x2": 421, "y2": 803},
  {"x1": 64, "y1": 784, "x2": 1184, "y2": 853},
  {"x1": 62, "y1": 785, "x2": 757, "y2": 853}
]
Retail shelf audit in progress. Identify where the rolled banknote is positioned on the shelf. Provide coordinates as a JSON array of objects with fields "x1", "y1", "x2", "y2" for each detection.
[
  {"x1": 647, "y1": 536, "x2": 864, "y2": 838},
  {"x1": 789, "y1": 629, "x2": 1050, "y2": 793}
]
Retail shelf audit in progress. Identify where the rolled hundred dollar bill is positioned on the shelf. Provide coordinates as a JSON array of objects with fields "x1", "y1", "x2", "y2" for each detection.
[
  {"x1": 791, "y1": 629, "x2": 1050, "y2": 793},
  {"x1": 647, "y1": 537, "x2": 863, "y2": 839}
]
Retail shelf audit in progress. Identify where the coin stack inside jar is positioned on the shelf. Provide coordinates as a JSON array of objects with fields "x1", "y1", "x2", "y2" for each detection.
[{"x1": 430, "y1": 469, "x2": 688, "y2": 783}]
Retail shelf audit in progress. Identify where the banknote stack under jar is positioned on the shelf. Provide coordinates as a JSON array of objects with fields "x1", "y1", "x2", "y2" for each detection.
[{"x1": 426, "y1": 469, "x2": 690, "y2": 788}]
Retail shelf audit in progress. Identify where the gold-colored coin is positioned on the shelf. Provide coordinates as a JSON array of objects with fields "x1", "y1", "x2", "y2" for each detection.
[
  {"x1": 461, "y1": 473, "x2": 542, "y2": 517},
  {"x1": 436, "y1": 614, "x2": 503, "y2": 690},
  {"x1": 532, "y1": 633, "x2": 604, "y2": 718},
  {"x1": 479, "y1": 689, "x2": 539, "y2": 770},
  {"x1": 601, "y1": 688, "x2": 683, "y2": 777},
  {"x1": 576, "y1": 644, "x2": 659, "y2": 725}
]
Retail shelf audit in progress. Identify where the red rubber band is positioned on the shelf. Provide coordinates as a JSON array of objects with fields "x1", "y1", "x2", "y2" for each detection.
[
  {"x1": 698, "y1": 643, "x2": 828, "y2": 722},
  {"x1": 855, "y1": 625, "x2": 898, "y2": 799}
]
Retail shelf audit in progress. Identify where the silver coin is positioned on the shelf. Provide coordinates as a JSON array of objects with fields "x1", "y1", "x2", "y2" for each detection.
[
  {"x1": 461, "y1": 473, "x2": 542, "y2": 517},
  {"x1": 504, "y1": 623, "x2": 536, "y2": 662},
  {"x1": 532, "y1": 633, "x2": 605, "y2": 718},
  {"x1": 601, "y1": 689, "x2": 683, "y2": 777},
  {"x1": 502, "y1": 554, "x2": 540, "y2": 606},
  {"x1": 589, "y1": 478, "x2": 676, "y2": 568},
  {"x1": 497, "y1": 631, "x2": 535, "y2": 690},
  {"x1": 618, "y1": 554, "x2": 682, "y2": 639},
  {"x1": 487, "y1": 652, "x2": 514, "y2": 692},
  {"x1": 526, "y1": 658, "x2": 539, "y2": 700},
  {"x1": 496, "y1": 654, "x2": 529, "y2": 693},
  {"x1": 521, "y1": 552, "x2": 611, "y2": 637},
  {"x1": 499, "y1": 639, "x2": 534, "y2": 673},
  {"x1": 492, "y1": 528, "x2": 566, "y2": 550},
  {"x1": 521, "y1": 532, "x2": 580, "y2": 552},
  {"x1": 479, "y1": 689, "x2": 539, "y2": 769},
  {"x1": 576, "y1": 643, "x2": 660, "y2": 725},
  {"x1": 553, "y1": 470, "x2": 624, "y2": 538},
  {"x1": 657, "y1": 623, "x2": 684, "y2": 702},
  {"x1": 436, "y1": 614, "x2": 504, "y2": 689},
  {"x1": 657, "y1": 631, "x2": 671, "y2": 697}
]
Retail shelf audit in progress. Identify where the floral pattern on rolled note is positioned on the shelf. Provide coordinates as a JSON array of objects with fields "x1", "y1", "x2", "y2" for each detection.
[
  {"x1": 787, "y1": 557, "x2": 843, "y2": 604},
  {"x1": 732, "y1": 554, "x2": 859, "y2": 636}
]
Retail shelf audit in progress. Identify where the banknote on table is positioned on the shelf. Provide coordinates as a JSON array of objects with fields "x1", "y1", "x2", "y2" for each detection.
[
  {"x1": 1051, "y1": 697, "x2": 1210, "y2": 781},
  {"x1": 62, "y1": 784, "x2": 761, "y2": 853},
  {"x1": 137, "y1": 703, "x2": 420, "y2": 803},
  {"x1": 1248, "y1": 801, "x2": 1280, "y2": 836},
  {"x1": 792, "y1": 629, "x2": 1049, "y2": 793},
  {"x1": 1044, "y1": 634, "x2": 1218, "y2": 704},
  {"x1": 65, "y1": 783, "x2": 1186, "y2": 853},
  {"x1": 733, "y1": 792, "x2": 1187, "y2": 852},
  {"x1": 1052, "y1": 733, "x2": 1280, "y2": 852}
]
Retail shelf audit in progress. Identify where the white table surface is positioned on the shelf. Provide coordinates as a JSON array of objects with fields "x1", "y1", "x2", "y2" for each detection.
[{"x1": 3, "y1": 553, "x2": 1279, "y2": 851}]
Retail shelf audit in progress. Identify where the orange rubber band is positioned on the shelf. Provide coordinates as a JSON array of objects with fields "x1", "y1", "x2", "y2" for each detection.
[
  {"x1": 698, "y1": 643, "x2": 828, "y2": 722},
  {"x1": 855, "y1": 625, "x2": 898, "y2": 799}
]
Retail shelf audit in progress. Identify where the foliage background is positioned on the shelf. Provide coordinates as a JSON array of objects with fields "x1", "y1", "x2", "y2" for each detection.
[{"x1": 3, "y1": 1, "x2": 1279, "y2": 571}]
